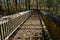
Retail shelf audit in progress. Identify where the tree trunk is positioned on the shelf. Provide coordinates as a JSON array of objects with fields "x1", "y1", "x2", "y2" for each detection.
[
  {"x1": 28, "y1": 0, "x2": 30, "y2": 10},
  {"x1": 25, "y1": 0, "x2": 27, "y2": 10},
  {"x1": 36, "y1": 0, "x2": 38, "y2": 10}
]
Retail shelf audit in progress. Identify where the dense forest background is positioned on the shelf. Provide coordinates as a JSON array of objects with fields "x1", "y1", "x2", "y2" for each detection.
[{"x1": 0, "y1": 0, "x2": 60, "y2": 18}]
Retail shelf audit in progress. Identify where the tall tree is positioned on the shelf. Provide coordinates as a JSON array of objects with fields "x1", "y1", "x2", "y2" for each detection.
[
  {"x1": 25, "y1": 0, "x2": 27, "y2": 10},
  {"x1": 28, "y1": 0, "x2": 30, "y2": 10},
  {"x1": 36, "y1": 0, "x2": 38, "y2": 10},
  {"x1": 0, "y1": 0, "x2": 3, "y2": 15},
  {"x1": 6, "y1": 0, "x2": 10, "y2": 15},
  {"x1": 15, "y1": 0, "x2": 17, "y2": 10},
  {"x1": 46, "y1": 0, "x2": 52, "y2": 10}
]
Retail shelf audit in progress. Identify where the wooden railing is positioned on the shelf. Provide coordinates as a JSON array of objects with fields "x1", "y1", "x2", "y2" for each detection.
[
  {"x1": 40, "y1": 11, "x2": 60, "y2": 40},
  {"x1": 0, "y1": 10, "x2": 31, "y2": 40}
]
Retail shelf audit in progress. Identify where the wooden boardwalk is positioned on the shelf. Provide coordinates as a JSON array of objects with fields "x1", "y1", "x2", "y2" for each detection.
[{"x1": 8, "y1": 12, "x2": 48, "y2": 40}]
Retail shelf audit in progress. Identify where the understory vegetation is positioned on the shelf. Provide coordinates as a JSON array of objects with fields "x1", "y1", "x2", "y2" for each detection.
[{"x1": 0, "y1": 0, "x2": 60, "y2": 18}]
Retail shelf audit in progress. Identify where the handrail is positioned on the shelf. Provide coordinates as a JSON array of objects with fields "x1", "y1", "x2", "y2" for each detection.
[
  {"x1": 40, "y1": 11, "x2": 60, "y2": 26},
  {"x1": 0, "y1": 10, "x2": 31, "y2": 40},
  {"x1": 40, "y1": 10, "x2": 60, "y2": 40}
]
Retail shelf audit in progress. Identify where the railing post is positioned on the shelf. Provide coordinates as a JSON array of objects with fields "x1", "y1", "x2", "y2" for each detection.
[
  {"x1": 0, "y1": 25, "x2": 2, "y2": 40},
  {"x1": 0, "y1": 19, "x2": 4, "y2": 40}
]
